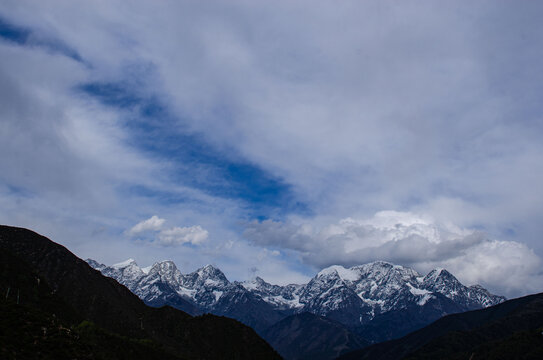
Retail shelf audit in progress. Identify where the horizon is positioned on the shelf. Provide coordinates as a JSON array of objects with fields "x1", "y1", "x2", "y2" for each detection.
[{"x1": 1, "y1": 1, "x2": 543, "y2": 299}]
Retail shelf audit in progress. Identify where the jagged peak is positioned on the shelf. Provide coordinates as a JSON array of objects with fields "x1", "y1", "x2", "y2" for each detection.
[
  {"x1": 422, "y1": 268, "x2": 463, "y2": 289},
  {"x1": 157, "y1": 259, "x2": 177, "y2": 265},
  {"x1": 194, "y1": 264, "x2": 228, "y2": 280},
  {"x1": 201, "y1": 263, "x2": 219, "y2": 271},
  {"x1": 362, "y1": 260, "x2": 395, "y2": 267},
  {"x1": 240, "y1": 276, "x2": 268, "y2": 289},
  {"x1": 425, "y1": 267, "x2": 454, "y2": 280},
  {"x1": 86, "y1": 259, "x2": 109, "y2": 273},
  {"x1": 149, "y1": 260, "x2": 179, "y2": 275},
  {"x1": 197, "y1": 264, "x2": 220, "y2": 273},
  {"x1": 317, "y1": 265, "x2": 360, "y2": 281},
  {"x1": 349, "y1": 261, "x2": 399, "y2": 273},
  {"x1": 351, "y1": 261, "x2": 422, "y2": 281},
  {"x1": 111, "y1": 258, "x2": 138, "y2": 269},
  {"x1": 85, "y1": 258, "x2": 104, "y2": 268},
  {"x1": 245, "y1": 276, "x2": 267, "y2": 284},
  {"x1": 357, "y1": 260, "x2": 417, "y2": 272}
]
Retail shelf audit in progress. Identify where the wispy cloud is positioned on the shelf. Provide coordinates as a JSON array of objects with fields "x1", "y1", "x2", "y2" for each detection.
[{"x1": 77, "y1": 80, "x2": 308, "y2": 218}]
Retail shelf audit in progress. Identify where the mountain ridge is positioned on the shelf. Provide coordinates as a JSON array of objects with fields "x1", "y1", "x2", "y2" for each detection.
[
  {"x1": 89, "y1": 258, "x2": 504, "y2": 317},
  {"x1": 87, "y1": 257, "x2": 505, "y2": 345}
]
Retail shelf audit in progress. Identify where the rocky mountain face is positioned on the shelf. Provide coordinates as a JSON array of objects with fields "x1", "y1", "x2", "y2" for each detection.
[{"x1": 88, "y1": 258, "x2": 505, "y2": 346}]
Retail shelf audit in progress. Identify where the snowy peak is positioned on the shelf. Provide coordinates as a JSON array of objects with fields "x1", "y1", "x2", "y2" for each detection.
[
  {"x1": 467, "y1": 284, "x2": 506, "y2": 307},
  {"x1": 424, "y1": 268, "x2": 452, "y2": 282},
  {"x1": 88, "y1": 258, "x2": 145, "y2": 292},
  {"x1": 149, "y1": 260, "x2": 179, "y2": 276},
  {"x1": 111, "y1": 258, "x2": 138, "y2": 269},
  {"x1": 353, "y1": 261, "x2": 421, "y2": 283},
  {"x1": 106, "y1": 258, "x2": 144, "y2": 280},
  {"x1": 422, "y1": 268, "x2": 463, "y2": 294},
  {"x1": 183, "y1": 264, "x2": 229, "y2": 288},
  {"x1": 196, "y1": 265, "x2": 229, "y2": 284},
  {"x1": 317, "y1": 265, "x2": 361, "y2": 282},
  {"x1": 197, "y1": 264, "x2": 228, "y2": 279},
  {"x1": 143, "y1": 260, "x2": 183, "y2": 290},
  {"x1": 240, "y1": 276, "x2": 269, "y2": 291},
  {"x1": 239, "y1": 277, "x2": 304, "y2": 309},
  {"x1": 85, "y1": 258, "x2": 106, "y2": 271},
  {"x1": 420, "y1": 268, "x2": 505, "y2": 308}
]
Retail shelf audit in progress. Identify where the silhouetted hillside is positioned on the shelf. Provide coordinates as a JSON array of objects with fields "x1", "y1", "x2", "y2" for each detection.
[
  {"x1": 263, "y1": 312, "x2": 369, "y2": 360},
  {"x1": 0, "y1": 225, "x2": 281, "y2": 359},
  {"x1": 339, "y1": 291, "x2": 543, "y2": 360}
]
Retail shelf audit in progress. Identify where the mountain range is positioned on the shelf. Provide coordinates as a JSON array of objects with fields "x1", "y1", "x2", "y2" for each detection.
[{"x1": 87, "y1": 257, "x2": 505, "y2": 359}]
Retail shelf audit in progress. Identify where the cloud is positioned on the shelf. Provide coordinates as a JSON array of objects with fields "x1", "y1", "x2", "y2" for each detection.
[
  {"x1": 1, "y1": 1, "x2": 542, "y2": 293},
  {"x1": 243, "y1": 211, "x2": 543, "y2": 297},
  {"x1": 157, "y1": 225, "x2": 209, "y2": 246},
  {"x1": 127, "y1": 216, "x2": 208, "y2": 247},
  {"x1": 127, "y1": 215, "x2": 165, "y2": 235}
]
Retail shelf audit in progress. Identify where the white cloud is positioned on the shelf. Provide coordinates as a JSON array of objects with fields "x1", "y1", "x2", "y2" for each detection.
[
  {"x1": 243, "y1": 211, "x2": 543, "y2": 297},
  {"x1": 127, "y1": 215, "x2": 166, "y2": 235},
  {"x1": 439, "y1": 240, "x2": 542, "y2": 298},
  {"x1": 127, "y1": 216, "x2": 208, "y2": 247},
  {"x1": 157, "y1": 225, "x2": 209, "y2": 246}
]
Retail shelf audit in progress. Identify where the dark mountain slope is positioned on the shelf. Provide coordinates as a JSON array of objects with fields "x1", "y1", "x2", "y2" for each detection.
[
  {"x1": 404, "y1": 293, "x2": 543, "y2": 359},
  {"x1": 355, "y1": 292, "x2": 466, "y2": 343},
  {"x1": 0, "y1": 246, "x2": 181, "y2": 359},
  {"x1": 339, "y1": 292, "x2": 543, "y2": 360},
  {"x1": 143, "y1": 281, "x2": 202, "y2": 316},
  {"x1": 0, "y1": 225, "x2": 280, "y2": 360},
  {"x1": 212, "y1": 284, "x2": 289, "y2": 334},
  {"x1": 263, "y1": 312, "x2": 369, "y2": 360}
]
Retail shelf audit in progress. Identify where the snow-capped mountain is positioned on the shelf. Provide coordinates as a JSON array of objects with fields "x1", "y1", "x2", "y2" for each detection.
[
  {"x1": 86, "y1": 258, "x2": 505, "y2": 339},
  {"x1": 87, "y1": 258, "x2": 285, "y2": 331}
]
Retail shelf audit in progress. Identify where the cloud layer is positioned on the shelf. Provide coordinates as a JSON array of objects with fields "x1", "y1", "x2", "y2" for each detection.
[
  {"x1": 0, "y1": 1, "x2": 542, "y2": 295},
  {"x1": 244, "y1": 211, "x2": 543, "y2": 297}
]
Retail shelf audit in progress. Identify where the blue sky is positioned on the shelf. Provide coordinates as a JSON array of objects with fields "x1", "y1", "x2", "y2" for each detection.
[{"x1": 1, "y1": 0, "x2": 542, "y2": 297}]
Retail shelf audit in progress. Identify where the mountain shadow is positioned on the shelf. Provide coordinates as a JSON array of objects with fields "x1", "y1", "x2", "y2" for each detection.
[
  {"x1": 262, "y1": 312, "x2": 369, "y2": 360},
  {"x1": 338, "y1": 291, "x2": 543, "y2": 360},
  {"x1": 354, "y1": 292, "x2": 466, "y2": 343}
]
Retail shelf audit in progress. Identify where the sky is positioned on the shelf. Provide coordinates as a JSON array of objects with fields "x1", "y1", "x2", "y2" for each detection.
[{"x1": 1, "y1": 0, "x2": 542, "y2": 298}]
